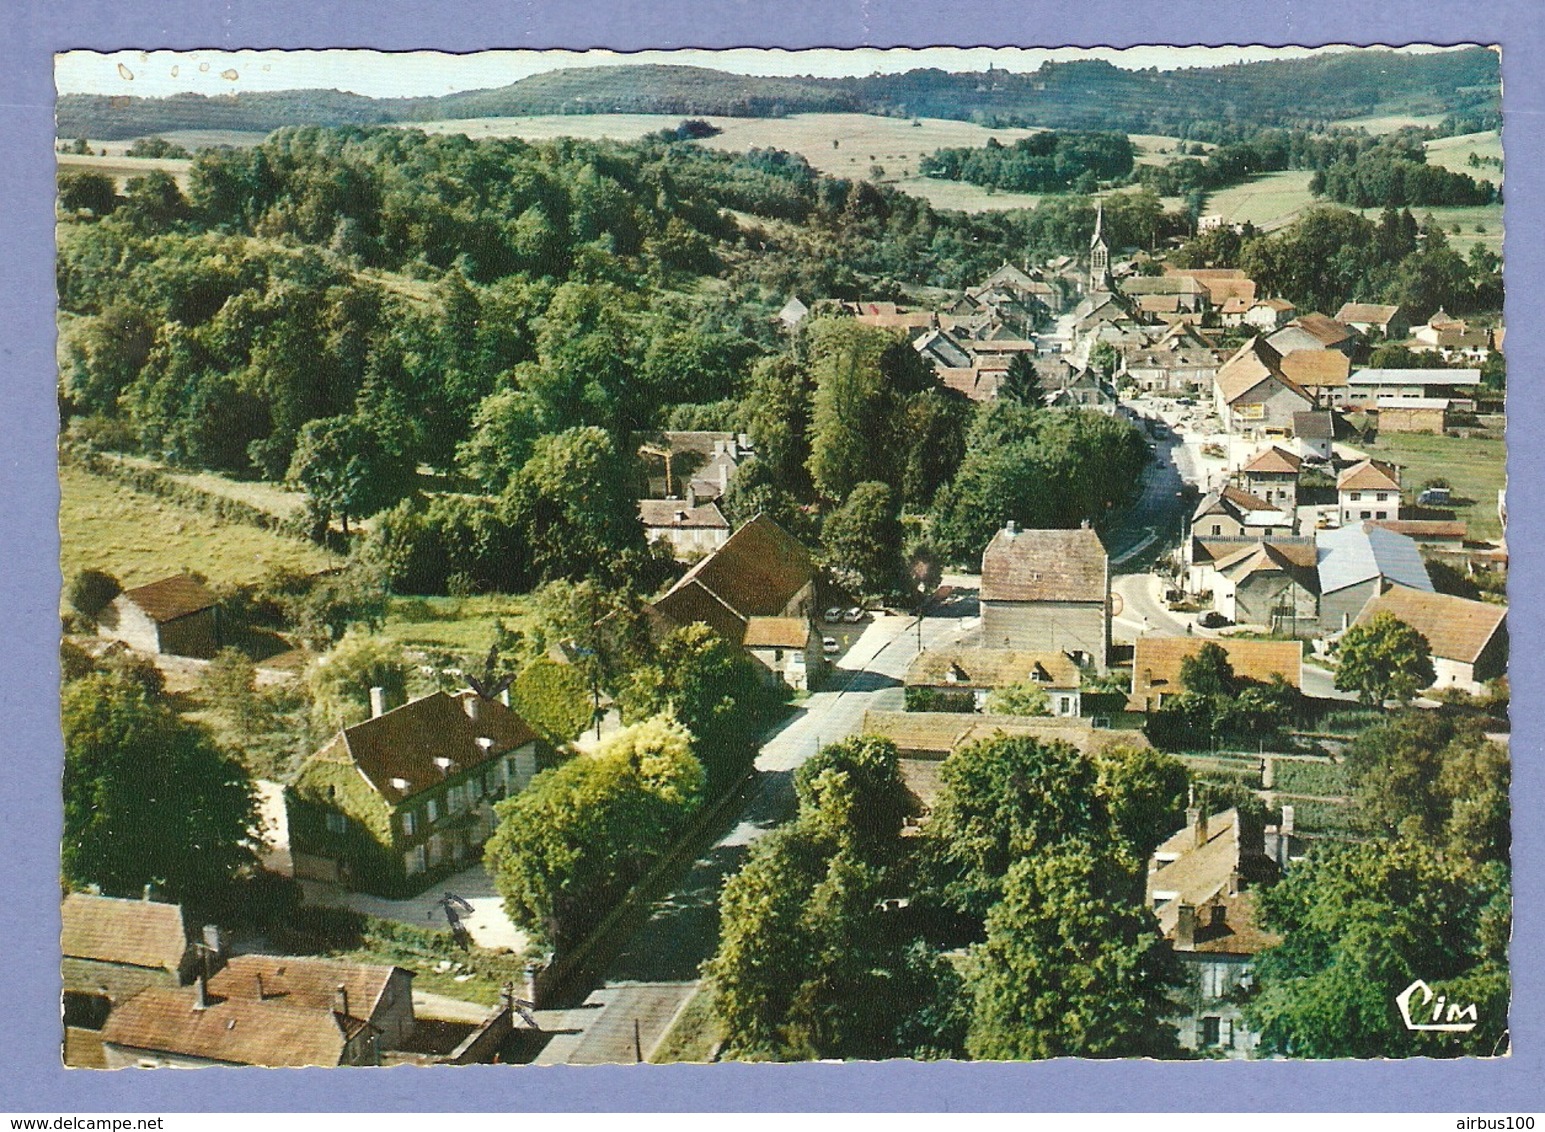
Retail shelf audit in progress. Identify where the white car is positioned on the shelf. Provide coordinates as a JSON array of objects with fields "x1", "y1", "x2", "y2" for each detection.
[{"x1": 822, "y1": 637, "x2": 840, "y2": 656}]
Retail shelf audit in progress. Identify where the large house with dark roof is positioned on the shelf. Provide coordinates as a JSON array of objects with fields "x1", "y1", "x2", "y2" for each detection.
[
  {"x1": 979, "y1": 522, "x2": 1110, "y2": 671},
  {"x1": 97, "y1": 574, "x2": 222, "y2": 657},
  {"x1": 648, "y1": 513, "x2": 819, "y2": 688},
  {"x1": 1354, "y1": 585, "x2": 1507, "y2": 694},
  {"x1": 1147, "y1": 805, "x2": 1280, "y2": 1058},
  {"x1": 287, "y1": 690, "x2": 546, "y2": 895}
]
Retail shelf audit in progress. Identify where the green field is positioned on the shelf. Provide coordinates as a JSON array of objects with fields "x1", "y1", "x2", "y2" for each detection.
[
  {"x1": 1129, "y1": 133, "x2": 1211, "y2": 166},
  {"x1": 56, "y1": 151, "x2": 192, "y2": 190},
  {"x1": 380, "y1": 594, "x2": 532, "y2": 656},
  {"x1": 113, "y1": 454, "x2": 310, "y2": 519},
  {"x1": 1205, "y1": 170, "x2": 1318, "y2": 229},
  {"x1": 59, "y1": 463, "x2": 339, "y2": 590},
  {"x1": 1348, "y1": 201, "x2": 1503, "y2": 259},
  {"x1": 1425, "y1": 129, "x2": 1503, "y2": 181},
  {"x1": 1333, "y1": 112, "x2": 1450, "y2": 132},
  {"x1": 1362, "y1": 431, "x2": 1507, "y2": 543}
]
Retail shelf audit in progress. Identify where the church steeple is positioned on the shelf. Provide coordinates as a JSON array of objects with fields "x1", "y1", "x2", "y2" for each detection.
[{"x1": 1089, "y1": 202, "x2": 1111, "y2": 292}]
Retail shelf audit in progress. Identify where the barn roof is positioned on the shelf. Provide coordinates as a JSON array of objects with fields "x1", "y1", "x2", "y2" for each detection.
[
  {"x1": 209, "y1": 954, "x2": 409, "y2": 1022},
  {"x1": 61, "y1": 894, "x2": 190, "y2": 973},
  {"x1": 1132, "y1": 636, "x2": 1303, "y2": 696},
  {"x1": 1355, "y1": 585, "x2": 1506, "y2": 665},
  {"x1": 1316, "y1": 522, "x2": 1434, "y2": 595},
  {"x1": 652, "y1": 513, "x2": 816, "y2": 636},
  {"x1": 119, "y1": 575, "x2": 218, "y2": 623}
]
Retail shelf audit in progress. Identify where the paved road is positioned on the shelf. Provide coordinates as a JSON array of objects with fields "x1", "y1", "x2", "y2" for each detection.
[
  {"x1": 1112, "y1": 572, "x2": 1213, "y2": 644},
  {"x1": 1108, "y1": 418, "x2": 1191, "y2": 566},
  {"x1": 535, "y1": 596, "x2": 977, "y2": 1065}
]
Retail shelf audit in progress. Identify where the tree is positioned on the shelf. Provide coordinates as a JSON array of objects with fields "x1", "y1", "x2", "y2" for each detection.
[
  {"x1": 63, "y1": 670, "x2": 258, "y2": 905},
  {"x1": 1094, "y1": 743, "x2": 1191, "y2": 860},
  {"x1": 821, "y1": 480, "x2": 904, "y2": 599},
  {"x1": 1343, "y1": 711, "x2": 1509, "y2": 864},
  {"x1": 67, "y1": 567, "x2": 120, "y2": 619},
  {"x1": 200, "y1": 646, "x2": 266, "y2": 738},
  {"x1": 455, "y1": 386, "x2": 548, "y2": 492},
  {"x1": 1335, "y1": 612, "x2": 1436, "y2": 704},
  {"x1": 58, "y1": 171, "x2": 119, "y2": 217},
  {"x1": 305, "y1": 631, "x2": 410, "y2": 733},
  {"x1": 484, "y1": 715, "x2": 703, "y2": 948},
  {"x1": 791, "y1": 735, "x2": 911, "y2": 863},
  {"x1": 984, "y1": 680, "x2": 1050, "y2": 717},
  {"x1": 1179, "y1": 641, "x2": 1236, "y2": 698},
  {"x1": 1249, "y1": 838, "x2": 1509, "y2": 1058},
  {"x1": 999, "y1": 353, "x2": 1044, "y2": 406},
  {"x1": 510, "y1": 658, "x2": 592, "y2": 742},
  {"x1": 964, "y1": 847, "x2": 1183, "y2": 1059},
  {"x1": 619, "y1": 622, "x2": 773, "y2": 789},
  {"x1": 286, "y1": 414, "x2": 416, "y2": 536},
  {"x1": 922, "y1": 734, "x2": 1111, "y2": 918}
]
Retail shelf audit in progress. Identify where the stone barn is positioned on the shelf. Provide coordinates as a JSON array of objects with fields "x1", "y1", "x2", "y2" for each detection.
[
  {"x1": 97, "y1": 575, "x2": 222, "y2": 658},
  {"x1": 979, "y1": 522, "x2": 1110, "y2": 671}
]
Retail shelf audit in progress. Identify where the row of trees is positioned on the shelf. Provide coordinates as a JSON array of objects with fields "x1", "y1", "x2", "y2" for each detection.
[
  {"x1": 708, "y1": 732, "x2": 1194, "y2": 1060},
  {"x1": 920, "y1": 130, "x2": 1135, "y2": 193}
]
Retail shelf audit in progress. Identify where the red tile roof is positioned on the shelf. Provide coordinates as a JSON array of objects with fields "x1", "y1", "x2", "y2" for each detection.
[
  {"x1": 208, "y1": 954, "x2": 408, "y2": 1022},
  {"x1": 61, "y1": 894, "x2": 190, "y2": 973},
  {"x1": 652, "y1": 513, "x2": 815, "y2": 637},
  {"x1": 1355, "y1": 585, "x2": 1506, "y2": 664},
  {"x1": 101, "y1": 986, "x2": 364, "y2": 1067},
  {"x1": 1338, "y1": 458, "x2": 1401, "y2": 492},
  {"x1": 1241, "y1": 446, "x2": 1303, "y2": 475}
]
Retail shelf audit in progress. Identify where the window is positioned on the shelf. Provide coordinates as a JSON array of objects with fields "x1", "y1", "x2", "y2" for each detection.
[
  {"x1": 1349, "y1": 491, "x2": 1362, "y2": 501},
  {"x1": 1376, "y1": 492, "x2": 1389, "y2": 502},
  {"x1": 774, "y1": 649, "x2": 784, "y2": 663},
  {"x1": 405, "y1": 845, "x2": 426, "y2": 875},
  {"x1": 401, "y1": 810, "x2": 418, "y2": 837},
  {"x1": 1361, "y1": 510, "x2": 1371, "y2": 519},
  {"x1": 1211, "y1": 524, "x2": 1222, "y2": 536},
  {"x1": 325, "y1": 812, "x2": 348, "y2": 835},
  {"x1": 1200, "y1": 1016, "x2": 1222, "y2": 1047},
  {"x1": 426, "y1": 798, "x2": 440, "y2": 824},
  {"x1": 446, "y1": 785, "x2": 464, "y2": 815}
]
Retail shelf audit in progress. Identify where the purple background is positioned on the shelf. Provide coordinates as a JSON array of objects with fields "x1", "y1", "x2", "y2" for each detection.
[{"x1": 4, "y1": 0, "x2": 1540, "y2": 1111}]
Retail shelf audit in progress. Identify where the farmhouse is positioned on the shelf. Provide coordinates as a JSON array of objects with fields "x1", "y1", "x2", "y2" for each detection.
[
  {"x1": 1191, "y1": 486, "x2": 1294, "y2": 540},
  {"x1": 1336, "y1": 302, "x2": 1408, "y2": 339},
  {"x1": 1316, "y1": 521, "x2": 1433, "y2": 633},
  {"x1": 1198, "y1": 540, "x2": 1320, "y2": 633},
  {"x1": 979, "y1": 522, "x2": 1110, "y2": 671},
  {"x1": 1353, "y1": 585, "x2": 1507, "y2": 695},
  {"x1": 62, "y1": 893, "x2": 199, "y2": 1008},
  {"x1": 1130, "y1": 637, "x2": 1303, "y2": 710},
  {"x1": 1243, "y1": 297, "x2": 1296, "y2": 333},
  {"x1": 286, "y1": 690, "x2": 545, "y2": 895},
  {"x1": 638, "y1": 498, "x2": 730, "y2": 559},
  {"x1": 97, "y1": 574, "x2": 222, "y2": 658},
  {"x1": 905, "y1": 646, "x2": 1083, "y2": 717},
  {"x1": 1212, "y1": 338, "x2": 1314, "y2": 433},
  {"x1": 1278, "y1": 349, "x2": 1351, "y2": 407},
  {"x1": 1337, "y1": 459, "x2": 1402, "y2": 525}
]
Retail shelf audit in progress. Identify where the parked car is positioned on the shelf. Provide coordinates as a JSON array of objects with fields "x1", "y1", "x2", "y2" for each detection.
[
  {"x1": 843, "y1": 606, "x2": 866, "y2": 623},
  {"x1": 823, "y1": 607, "x2": 843, "y2": 623},
  {"x1": 822, "y1": 636, "x2": 840, "y2": 656},
  {"x1": 1418, "y1": 486, "x2": 1451, "y2": 506},
  {"x1": 1199, "y1": 611, "x2": 1232, "y2": 628}
]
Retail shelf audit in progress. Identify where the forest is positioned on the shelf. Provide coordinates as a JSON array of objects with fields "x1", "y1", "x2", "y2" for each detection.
[{"x1": 57, "y1": 46, "x2": 1499, "y2": 142}]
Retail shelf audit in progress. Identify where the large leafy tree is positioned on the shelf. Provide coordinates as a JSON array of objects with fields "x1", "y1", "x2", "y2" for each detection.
[
  {"x1": 1343, "y1": 711, "x2": 1510, "y2": 865},
  {"x1": 821, "y1": 480, "x2": 904, "y2": 600},
  {"x1": 63, "y1": 671, "x2": 258, "y2": 905},
  {"x1": 1335, "y1": 612, "x2": 1436, "y2": 705},
  {"x1": 305, "y1": 631, "x2": 411, "y2": 733},
  {"x1": 965, "y1": 847, "x2": 1184, "y2": 1060},
  {"x1": 286, "y1": 413, "x2": 416, "y2": 536},
  {"x1": 1094, "y1": 743, "x2": 1192, "y2": 861},
  {"x1": 484, "y1": 715, "x2": 703, "y2": 949},
  {"x1": 619, "y1": 622, "x2": 773, "y2": 788},
  {"x1": 1248, "y1": 838, "x2": 1510, "y2": 1058}
]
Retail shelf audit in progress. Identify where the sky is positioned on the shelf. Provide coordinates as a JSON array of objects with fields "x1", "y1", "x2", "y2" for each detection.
[{"x1": 53, "y1": 44, "x2": 1470, "y2": 101}]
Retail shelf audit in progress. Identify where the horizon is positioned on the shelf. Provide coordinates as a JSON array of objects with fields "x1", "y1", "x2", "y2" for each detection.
[{"x1": 54, "y1": 44, "x2": 1479, "y2": 102}]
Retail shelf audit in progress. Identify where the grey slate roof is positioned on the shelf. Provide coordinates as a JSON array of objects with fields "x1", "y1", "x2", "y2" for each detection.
[{"x1": 1316, "y1": 522, "x2": 1434, "y2": 596}]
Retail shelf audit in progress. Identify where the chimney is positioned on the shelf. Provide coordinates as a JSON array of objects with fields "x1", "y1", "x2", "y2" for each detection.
[
  {"x1": 463, "y1": 694, "x2": 482, "y2": 724},
  {"x1": 685, "y1": 483, "x2": 698, "y2": 509},
  {"x1": 499, "y1": 687, "x2": 511, "y2": 708},
  {"x1": 719, "y1": 461, "x2": 730, "y2": 491},
  {"x1": 255, "y1": 972, "x2": 267, "y2": 1000},
  {"x1": 142, "y1": 883, "x2": 154, "y2": 902},
  {"x1": 1081, "y1": 518, "x2": 1092, "y2": 530},
  {"x1": 1191, "y1": 807, "x2": 1208, "y2": 850},
  {"x1": 1005, "y1": 519, "x2": 1019, "y2": 535},
  {"x1": 1281, "y1": 804, "x2": 1295, "y2": 838},
  {"x1": 201, "y1": 924, "x2": 223, "y2": 966},
  {"x1": 369, "y1": 686, "x2": 388, "y2": 718},
  {"x1": 1229, "y1": 869, "x2": 1244, "y2": 897},
  {"x1": 1175, "y1": 903, "x2": 1197, "y2": 951},
  {"x1": 194, "y1": 969, "x2": 209, "y2": 1011},
  {"x1": 335, "y1": 983, "x2": 350, "y2": 1019}
]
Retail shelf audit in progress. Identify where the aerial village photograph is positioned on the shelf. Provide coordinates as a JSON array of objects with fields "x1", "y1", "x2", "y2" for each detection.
[{"x1": 51, "y1": 42, "x2": 1509, "y2": 1069}]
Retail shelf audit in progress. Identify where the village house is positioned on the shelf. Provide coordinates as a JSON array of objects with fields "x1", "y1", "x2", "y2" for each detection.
[
  {"x1": 777, "y1": 296, "x2": 809, "y2": 330},
  {"x1": 1266, "y1": 313, "x2": 1360, "y2": 359},
  {"x1": 286, "y1": 689, "x2": 546, "y2": 895},
  {"x1": 1120, "y1": 273, "x2": 1210, "y2": 313},
  {"x1": 1191, "y1": 486, "x2": 1295, "y2": 540},
  {"x1": 638, "y1": 497, "x2": 730, "y2": 560},
  {"x1": 979, "y1": 522, "x2": 1110, "y2": 671},
  {"x1": 741, "y1": 616, "x2": 820, "y2": 692},
  {"x1": 1354, "y1": 585, "x2": 1507, "y2": 695},
  {"x1": 1336, "y1": 302, "x2": 1408, "y2": 340},
  {"x1": 650, "y1": 513, "x2": 820, "y2": 687},
  {"x1": 905, "y1": 646, "x2": 1083, "y2": 716},
  {"x1": 641, "y1": 431, "x2": 753, "y2": 498},
  {"x1": 1241, "y1": 297, "x2": 1297, "y2": 333},
  {"x1": 96, "y1": 574, "x2": 222, "y2": 658},
  {"x1": 1212, "y1": 337, "x2": 1314, "y2": 434},
  {"x1": 1409, "y1": 309, "x2": 1496, "y2": 361},
  {"x1": 62, "y1": 893, "x2": 199, "y2": 1006},
  {"x1": 1195, "y1": 540, "x2": 1321, "y2": 633},
  {"x1": 1122, "y1": 343, "x2": 1221, "y2": 395},
  {"x1": 1130, "y1": 636, "x2": 1303, "y2": 711},
  {"x1": 1238, "y1": 446, "x2": 1303, "y2": 513},
  {"x1": 1337, "y1": 458, "x2": 1402, "y2": 525},
  {"x1": 1343, "y1": 368, "x2": 1482, "y2": 410},
  {"x1": 1164, "y1": 267, "x2": 1257, "y2": 311},
  {"x1": 1044, "y1": 365, "x2": 1118, "y2": 413},
  {"x1": 912, "y1": 325, "x2": 974, "y2": 370},
  {"x1": 99, "y1": 956, "x2": 414, "y2": 1069},
  {"x1": 1291, "y1": 410, "x2": 1339, "y2": 461},
  {"x1": 1316, "y1": 521, "x2": 1433, "y2": 633},
  {"x1": 1146, "y1": 805, "x2": 1280, "y2": 1058}
]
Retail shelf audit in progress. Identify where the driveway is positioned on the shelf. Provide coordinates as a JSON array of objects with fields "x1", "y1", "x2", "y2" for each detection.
[{"x1": 299, "y1": 860, "x2": 530, "y2": 953}]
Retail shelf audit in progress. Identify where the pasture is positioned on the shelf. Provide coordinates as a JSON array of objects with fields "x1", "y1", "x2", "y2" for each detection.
[
  {"x1": 1333, "y1": 112, "x2": 1449, "y2": 132},
  {"x1": 1424, "y1": 129, "x2": 1503, "y2": 182},
  {"x1": 1204, "y1": 170, "x2": 1318, "y2": 229},
  {"x1": 56, "y1": 151, "x2": 192, "y2": 190},
  {"x1": 1362, "y1": 431, "x2": 1507, "y2": 543},
  {"x1": 59, "y1": 463, "x2": 339, "y2": 592}
]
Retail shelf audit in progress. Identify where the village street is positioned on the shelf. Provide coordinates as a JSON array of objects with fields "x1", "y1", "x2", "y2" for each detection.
[{"x1": 533, "y1": 593, "x2": 978, "y2": 1064}]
